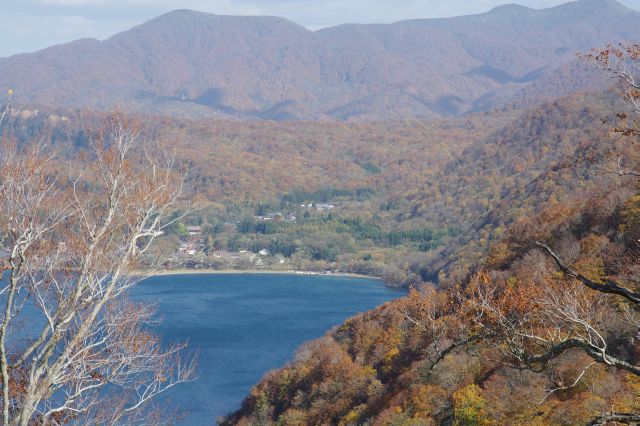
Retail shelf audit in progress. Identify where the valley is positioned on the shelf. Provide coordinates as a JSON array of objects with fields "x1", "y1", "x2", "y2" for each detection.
[{"x1": 2, "y1": 1, "x2": 640, "y2": 424}]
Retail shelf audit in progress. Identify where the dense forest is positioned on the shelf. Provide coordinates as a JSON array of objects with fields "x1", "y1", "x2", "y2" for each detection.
[
  {"x1": 221, "y1": 45, "x2": 640, "y2": 425},
  {"x1": 0, "y1": 88, "x2": 624, "y2": 287},
  {"x1": 0, "y1": 105, "x2": 499, "y2": 284},
  {"x1": 222, "y1": 179, "x2": 639, "y2": 424}
]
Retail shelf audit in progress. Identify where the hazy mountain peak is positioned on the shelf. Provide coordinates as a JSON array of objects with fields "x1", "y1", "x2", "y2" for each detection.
[
  {"x1": 488, "y1": 0, "x2": 629, "y2": 16},
  {"x1": 575, "y1": 0, "x2": 628, "y2": 8},
  {"x1": 105, "y1": 7, "x2": 312, "y2": 49},
  {"x1": 138, "y1": 8, "x2": 309, "y2": 31},
  {"x1": 155, "y1": 8, "x2": 214, "y2": 19},
  {"x1": 488, "y1": 4, "x2": 534, "y2": 15},
  {"x1": 554, "y1": 0, "x2": 632, "y2": 13},
  {"x1": 129, "y1": 8, "x2": 216, "y2": 29}
]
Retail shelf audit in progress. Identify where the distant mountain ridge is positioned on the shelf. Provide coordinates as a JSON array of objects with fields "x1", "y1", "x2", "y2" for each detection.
[{"x1": 0, "y1": 0, "x2": 638, "y2": 120}]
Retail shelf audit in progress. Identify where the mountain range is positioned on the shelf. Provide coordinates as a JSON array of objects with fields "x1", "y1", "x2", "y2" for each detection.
[{"x1": 1, "y1": 0, "x2": 638, "y2": 120}]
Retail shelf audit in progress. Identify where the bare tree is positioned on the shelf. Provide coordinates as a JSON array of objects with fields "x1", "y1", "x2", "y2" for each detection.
[
  {"x1": 582, "y1": 44, "x2": 640, "y2": 177},
  {"x1": 0, "y1": 108, "x2": 195, "y2": 425},
  {"x1": 0, "y1": 89, "x2": 12, "y2": 124},
  {"x1": 397, "y1": 285, "x2": 486, "y2": 371}
]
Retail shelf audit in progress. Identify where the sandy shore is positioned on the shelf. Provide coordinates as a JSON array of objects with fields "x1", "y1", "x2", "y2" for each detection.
[{"x1": 136, "y1": 268, "x2": 382, "y2": 280}]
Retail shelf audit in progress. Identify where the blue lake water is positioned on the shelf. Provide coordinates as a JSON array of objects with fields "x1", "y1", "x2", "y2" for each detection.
[{"x1": 129, "y1": 273, "x2": 403, "y2": 424}]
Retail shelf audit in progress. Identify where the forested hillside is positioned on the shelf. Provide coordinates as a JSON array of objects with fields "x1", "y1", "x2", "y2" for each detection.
[
  {"x1": 222, "y1": 177, "x2": 639, "y2": 423},
  {"x1": 409, "y1": 92, "x2": 623, "y2": 281},
  {"x1": 0, "y1": 0, "x2": 635, "y2": 120},
  {"x1": 0, "y1": 88, "x2": 625, "y2": 287},
  {"x1": 222, "y1": 45, "x2": 640, "y2": 425}
]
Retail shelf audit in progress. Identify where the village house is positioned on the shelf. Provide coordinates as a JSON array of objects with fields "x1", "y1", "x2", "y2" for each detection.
[
  {"x1": 179, "y1": 243, "x2": 197, "y2": 256},
  {"x1": 186, "y1": 226, "x2": 202, "y2": 237},
  {"x1": 316, "y1": 203, "x2": 335, "y2": 212}
]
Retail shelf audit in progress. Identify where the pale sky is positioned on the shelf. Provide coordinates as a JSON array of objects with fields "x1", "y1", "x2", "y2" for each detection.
[{"x1": 1, "y1": 0, "x2": 639, "y2": 58}]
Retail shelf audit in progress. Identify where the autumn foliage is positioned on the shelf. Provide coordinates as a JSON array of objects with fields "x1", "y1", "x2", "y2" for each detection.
[{"x1": 224, "y1": 44, "x2": 640, "y2": 425}]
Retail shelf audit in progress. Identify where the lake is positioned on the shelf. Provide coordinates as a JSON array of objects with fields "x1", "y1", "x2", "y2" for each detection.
[{"x1": 129, "y1": 273, "x2": 403, "y2": 424}]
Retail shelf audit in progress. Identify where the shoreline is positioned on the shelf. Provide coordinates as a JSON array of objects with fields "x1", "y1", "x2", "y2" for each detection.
[{"x1": 137, "y1": 268, "x2": 383, "y2": 281}]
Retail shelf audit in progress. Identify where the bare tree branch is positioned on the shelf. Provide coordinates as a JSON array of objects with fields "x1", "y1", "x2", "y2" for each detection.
[
  {"x1": 588, "y1": 412, "x2": 640, "y2": 426},
  {"x1": 0, "y1": 111, "x2": 196, "y2": 425},
  {"x1": 536, "y1": 241, "x2": 640, "y2": 305}
]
